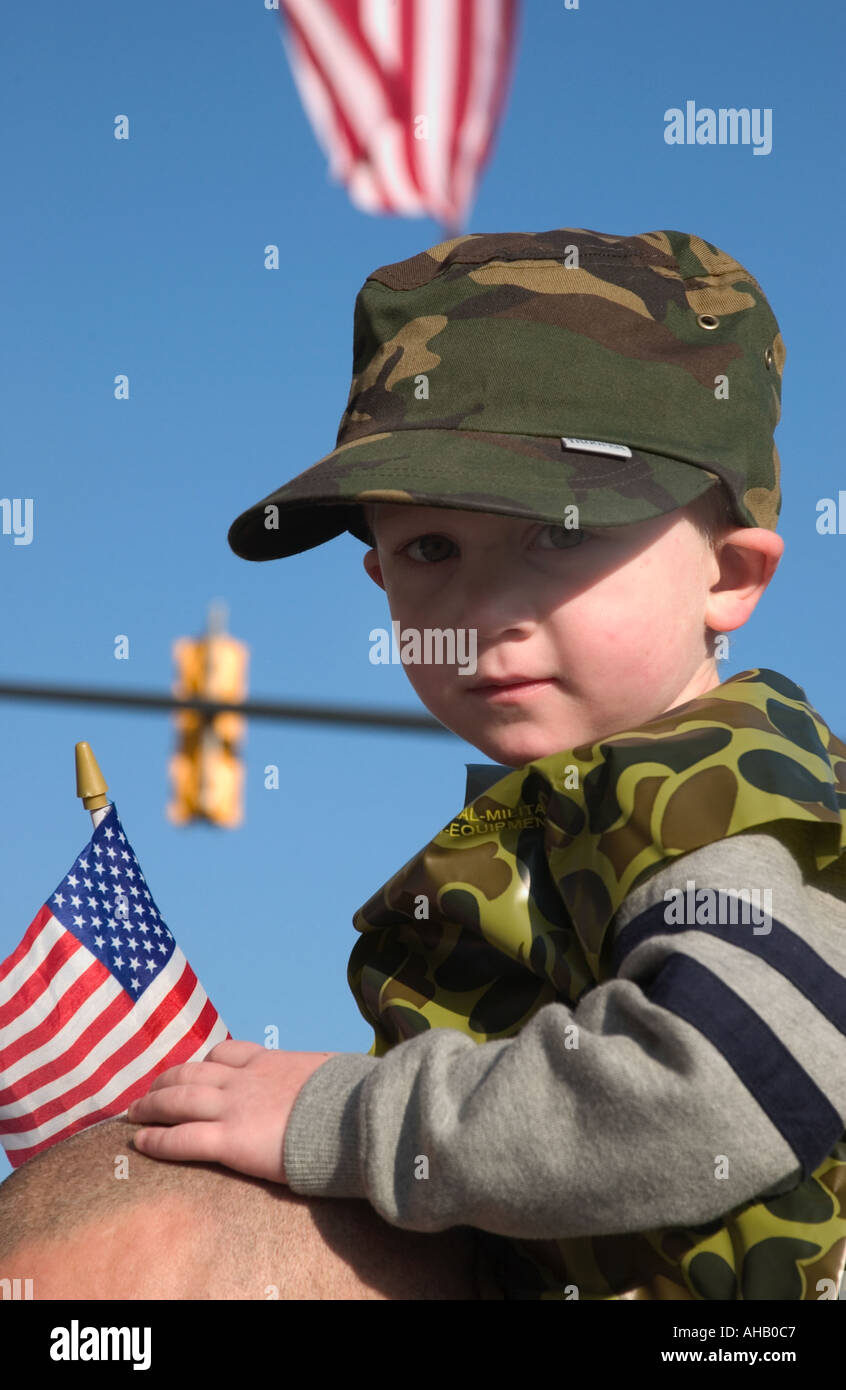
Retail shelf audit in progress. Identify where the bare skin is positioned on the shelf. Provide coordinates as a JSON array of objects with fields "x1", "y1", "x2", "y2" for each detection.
[
  {"x1": 3, "y1": 1189, "x2": 491, "y2": 1300},
  {"x1": 361, "y1": 504, "x2": 784, "y2": 766}
]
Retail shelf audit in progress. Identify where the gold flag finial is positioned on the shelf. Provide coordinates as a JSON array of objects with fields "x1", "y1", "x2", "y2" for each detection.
[{"x1": 75, "y1": 742, "x2": 109, "y2": 811}]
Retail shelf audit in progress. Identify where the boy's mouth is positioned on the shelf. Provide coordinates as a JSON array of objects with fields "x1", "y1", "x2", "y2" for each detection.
[{"x1": 467, "y1": 677, "x2": 556, "y2": 703}]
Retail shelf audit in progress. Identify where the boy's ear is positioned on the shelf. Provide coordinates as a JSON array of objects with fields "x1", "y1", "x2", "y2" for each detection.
[
  {"x1": 704, "y1": 527, "x2": 784, "y2": 633},
  {"x1": 363, "y1": 548, "x2": 386, "y2": 590}
]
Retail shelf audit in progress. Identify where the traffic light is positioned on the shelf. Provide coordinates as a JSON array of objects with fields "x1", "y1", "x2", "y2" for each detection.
[{"x1": 167, "y1": 629, "x2": 249, "y2": 827}]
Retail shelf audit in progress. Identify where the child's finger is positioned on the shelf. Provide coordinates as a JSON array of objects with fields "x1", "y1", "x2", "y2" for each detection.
[
  {"x1": 132, "y1": 1120, "x2": 223, "y2": 1164},
  {"x1": 127, "y1": 1084, "x2": 223, "y2": 1126},
  {"x1": 203, "y1": 1039, "x2": 263, "y2": 1067},
  {"x1": 139, "y1": 1060, "x2": 231, "y2": 1095}
]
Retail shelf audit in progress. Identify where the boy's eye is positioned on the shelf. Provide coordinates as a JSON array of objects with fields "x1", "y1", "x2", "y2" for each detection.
[
  {"x1": 535, "y1": 524, "x2": 585, "y2": 549},
  {"x1": 400, "y1": 525, "x2": 590, "y2": 561},
  {"x1": 403, "y1": 534, "x2": 456, "y2": 563}
]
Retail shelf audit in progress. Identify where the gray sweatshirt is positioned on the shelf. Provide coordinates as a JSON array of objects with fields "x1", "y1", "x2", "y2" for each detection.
[{"x1": 282, "y1": 820, "x2": 846, "y2": 1240}]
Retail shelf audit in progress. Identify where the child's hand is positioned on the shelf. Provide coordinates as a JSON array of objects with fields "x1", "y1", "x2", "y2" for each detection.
[{"x1": 126, "y1": 1039, "x2": 339, "y2": 1184}]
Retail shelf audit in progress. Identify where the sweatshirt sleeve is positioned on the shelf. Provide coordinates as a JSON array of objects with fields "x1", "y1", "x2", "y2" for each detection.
[{"x1": 282, "y1": 824, "x2": 846, "y2": 1238}]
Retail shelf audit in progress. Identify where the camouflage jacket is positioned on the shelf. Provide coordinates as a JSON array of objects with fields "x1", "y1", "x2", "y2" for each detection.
[{"x1": 283, "y1": 668, "x2": 846, "y2": 1299}]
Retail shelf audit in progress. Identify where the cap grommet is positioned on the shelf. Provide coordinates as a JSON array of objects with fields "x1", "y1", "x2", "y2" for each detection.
[
  {"x1": 764, "y1": 346, "x2": 774, "y2": 368},
  {"x1": 696, "y1": 313, "x2": 720, "y2": 330}
]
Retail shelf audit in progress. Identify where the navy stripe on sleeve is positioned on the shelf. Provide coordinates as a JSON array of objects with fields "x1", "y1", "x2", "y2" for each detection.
[
  {"x1": 611, "y1": 897, "x2": 846, "y2": 1041},
  {"x1": 644, "y1": 953, "x2": 843, "y2": 1177}
]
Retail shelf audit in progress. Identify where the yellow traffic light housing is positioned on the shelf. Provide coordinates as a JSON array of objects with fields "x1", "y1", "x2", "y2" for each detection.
[{"x1": 168, "y1": 624, "x2": 248, "y2": 828}]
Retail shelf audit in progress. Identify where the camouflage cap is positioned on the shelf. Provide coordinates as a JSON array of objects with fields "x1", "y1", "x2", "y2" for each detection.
[{"x1": 228, "y1": 226, "x2": 785, "y2": 561}]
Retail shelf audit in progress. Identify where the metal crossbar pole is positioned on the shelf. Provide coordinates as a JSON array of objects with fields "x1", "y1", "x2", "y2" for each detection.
[{"x1": 0, "y1": 680, "x2": 454, "y2": 736}]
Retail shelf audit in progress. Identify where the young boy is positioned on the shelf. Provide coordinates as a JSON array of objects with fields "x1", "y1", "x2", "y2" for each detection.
[{"x1": 130, "y1": 227, "x2": 846, "y2": 1300}]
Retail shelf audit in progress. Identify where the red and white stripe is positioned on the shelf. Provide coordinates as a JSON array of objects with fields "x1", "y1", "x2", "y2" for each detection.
[{"x1": 279, "y1": 0, "x2": 520, "y2": 232}]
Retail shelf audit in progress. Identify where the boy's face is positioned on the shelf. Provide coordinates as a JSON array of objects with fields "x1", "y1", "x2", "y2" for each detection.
[{"x1": 362, "y1": 502, "x2": 777, "y2": 766}]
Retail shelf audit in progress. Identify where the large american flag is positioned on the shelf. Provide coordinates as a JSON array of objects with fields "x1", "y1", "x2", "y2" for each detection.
[
  {"x1": 278, "y1": 0, "x2": 521, "y2": 232},
  {"x1": 0, "y1": 803, "x2": 230, "y2": 1169}
]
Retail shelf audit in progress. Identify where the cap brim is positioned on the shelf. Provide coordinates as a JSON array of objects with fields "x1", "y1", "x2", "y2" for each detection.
[{"x1": 227, "y1": 430, "x2": 721, "y2": 561}]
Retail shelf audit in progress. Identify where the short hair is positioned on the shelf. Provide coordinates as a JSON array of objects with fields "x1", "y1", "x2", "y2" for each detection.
[
  {"x1": 357, "y1": 502, "x2": 377, "y2": 547},
  {"x1": 0, "y1": 1118, "x2": 286, "y2": 1291},
  {"x1": 359, "y1": 485, "x2": 737, "y2": 550},
  {"x1": 684, "y1": 482, "x2": 738, "y2": 549},
  {"x1": 0, "y1": 1117, "x2": 484, "y2": 1299}
]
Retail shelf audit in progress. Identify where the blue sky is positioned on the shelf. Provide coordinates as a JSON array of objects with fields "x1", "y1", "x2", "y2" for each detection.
[{"x1": 2, "y1": 0, "x2": 844, "y2": 1183}]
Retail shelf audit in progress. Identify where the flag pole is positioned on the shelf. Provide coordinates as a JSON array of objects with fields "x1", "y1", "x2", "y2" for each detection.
[
  {"x1": 75, "y1": 741, "x2": 111, "y2": 832},
  {"x1": 75, "y1": 741, "x2": 131, "y2": 922}
]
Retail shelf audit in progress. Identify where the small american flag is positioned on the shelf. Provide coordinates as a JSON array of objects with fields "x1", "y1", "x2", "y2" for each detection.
[
  {"x1": 279, "y1": 0, "x2": 521, "y2": 232},
  {"x1": 0, "y1": 803, "x2": 230, "y2": 1169}
]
